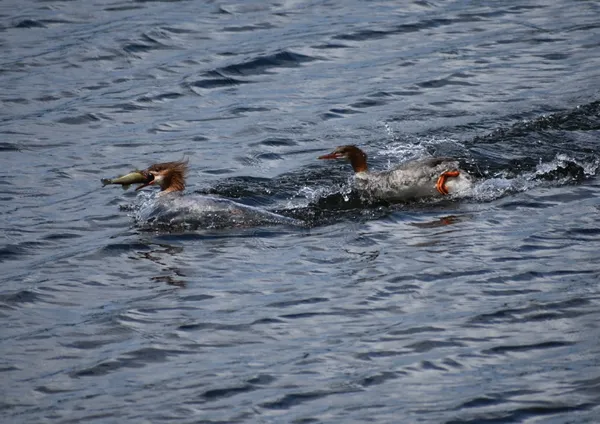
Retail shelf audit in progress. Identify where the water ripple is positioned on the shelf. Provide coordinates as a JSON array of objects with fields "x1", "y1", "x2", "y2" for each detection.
[{"x1": 3, "y1": 0, "x2": 600, "y2": 423}]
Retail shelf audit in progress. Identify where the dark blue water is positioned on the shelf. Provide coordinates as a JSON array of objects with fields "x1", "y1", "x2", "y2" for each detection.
[{"x1": 2, "y1": 0, "x2": 600, "y2": 422}]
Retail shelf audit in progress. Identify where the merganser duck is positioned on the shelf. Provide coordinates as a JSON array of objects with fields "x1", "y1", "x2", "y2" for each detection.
[
  {"x1": 102, "y1": 160, "x2": 301, "y2": 228},
  {"x1": 318, "y1": 145, "x2": 472, "y2": 202},
  {"x1": 100, "y1": 160, "x2": 188, "y2": 194},
  {"x1": 134, "y1": 160, "x2": 188, "y2": 194}
]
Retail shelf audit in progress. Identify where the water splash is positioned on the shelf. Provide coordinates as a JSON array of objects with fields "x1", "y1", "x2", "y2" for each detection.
[
  {"x1": 130, "y1": 192, "x2": 303, "y2": 231},
  {"x1": 302, "y1": 147, "x2": 599, "y2": 209}
]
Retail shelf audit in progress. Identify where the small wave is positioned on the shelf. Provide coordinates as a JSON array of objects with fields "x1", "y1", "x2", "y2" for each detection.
[
  {"x1": 56, "y1": 113, "x2": 106, "y2": 125},
  {"x1": 14, "y1": 19, "x2": 46, "y2": 29},
  {"x1": 132, "y1": 192, "x2": 304, "y2": 231},
  {"x1": 223, "y1": 22, "x2": 276, "y2": 33},
  {"x1": 186, "y1": 71, "x2": 250, "y2": 90},
  {"x1": 217, "y1": 50, "x2": 317, "y2": 76},
  {"x1": 491, "y1": 101, "x2": 600, "y2": 134},
  {"x1": 0, "y1": 289, "x2": 42, "y2": 306},
  {"x1": 261, "y1": 391, "x2": 341, "y2": 410},
  {"x1": 469, "y1": 153, "x2": 598, "y2": 201},
  {"x1": 533, "y1": 153, "x2": 598, "y2": 181},
  {"x1": 417, "y1": 73, "x2": 478, "y2": 89},
  {"x1": 137, "y1": 92, "x2": 182, "y2": 103},
  {"x1": 469, "y1": 100, "x2": 600, "y2": 165},
  {"x1": 121, "y1": 29, "x2": 179, "y2": 55},
  {"x1": 312, "y1": 42, "x2": 351, "y2": 50},
  {"x1": 202, "y1": 385, "x2": 254, "y2": 400},
  {"x1": 332, "y1": 18, "x2": 459, "y2": 42},
  {"x1": 0, "y1": 142, "x2": 21, "y2": 151},
  {"x1": 0, "y1": 241, "x2": 48, "y2": 263},
  {"x1": 249, "y1": 137, "x2": 297, "y2": 148},
  {"x1": 70, "y1": 347, "x2": 188, "y2": 378},
  {"x1": 350, "y1": 98, "x2": 389, "y2": 109}
]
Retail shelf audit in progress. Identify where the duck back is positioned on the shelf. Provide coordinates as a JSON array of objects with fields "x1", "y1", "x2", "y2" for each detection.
[{"x1": 355, "y1": 157, "x2": 471, "y2": 202}]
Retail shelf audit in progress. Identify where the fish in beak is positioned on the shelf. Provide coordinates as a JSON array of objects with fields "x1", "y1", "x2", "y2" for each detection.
[
  {"x1": 134, "y1": 174, "x2": 156, "y2": 191},
  {"x1": 101, "y1": 171, "x2": 154, "y2": 191}
]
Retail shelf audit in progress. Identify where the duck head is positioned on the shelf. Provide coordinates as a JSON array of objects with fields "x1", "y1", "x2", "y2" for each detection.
[
  {"x1": 136, "y1": 159, "x2": 188, "y2": 194},
  {"x1": 318, "y1": 145, "x2": 368, "y2": 173}
]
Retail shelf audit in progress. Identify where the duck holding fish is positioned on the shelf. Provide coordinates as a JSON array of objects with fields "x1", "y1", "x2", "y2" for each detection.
[{"x1": 102, "y1": 160, "x2": 301, "y2": 229}]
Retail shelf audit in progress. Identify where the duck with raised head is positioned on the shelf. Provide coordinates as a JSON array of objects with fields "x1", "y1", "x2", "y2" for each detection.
[
  {"x1": 102, "y1": 160, "x2": 301, "y2": 229},
  {"x1": 318, "y1": 145, "x2": 472, "y2": 202}
]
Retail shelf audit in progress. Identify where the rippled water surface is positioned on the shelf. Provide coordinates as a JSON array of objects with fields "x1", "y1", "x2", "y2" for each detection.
[{"x1": 2, "y1": 0, "x2": 600, "y2": 422}]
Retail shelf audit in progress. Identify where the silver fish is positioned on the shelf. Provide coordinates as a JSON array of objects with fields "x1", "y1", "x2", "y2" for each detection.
[{"x1": 101, "y1": 171, "x2": 151, "y2": 190}]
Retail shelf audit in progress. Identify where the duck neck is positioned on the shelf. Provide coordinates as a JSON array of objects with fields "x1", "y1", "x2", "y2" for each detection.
[
  {"x1": 161, "y1": 170, "x2": 185, "y2": 193},
  {"x1": 349, "y1": 152, "x2": 368, "y2": 173}
]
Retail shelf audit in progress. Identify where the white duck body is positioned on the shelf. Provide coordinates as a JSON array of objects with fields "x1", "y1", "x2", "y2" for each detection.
[{"x1": 354, "y1": 157, "x2": 473, "y2": 202}]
